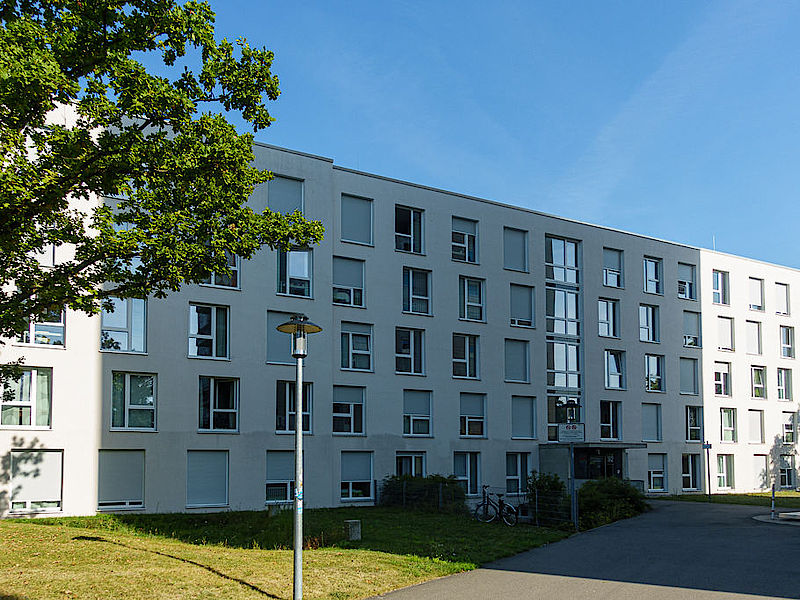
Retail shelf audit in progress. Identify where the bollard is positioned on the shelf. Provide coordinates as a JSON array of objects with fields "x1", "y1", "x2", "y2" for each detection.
[
  {"x1": 344, "y1": 519, "x2": 362, "y2": 541},
  {"x1": 771, "y1": 484, "x2": 776, "y2": 520}
]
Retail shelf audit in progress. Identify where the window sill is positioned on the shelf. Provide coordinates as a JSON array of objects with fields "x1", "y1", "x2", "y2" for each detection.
[
  {"x1": 402, "y1": 311, "x2": 433, "y2": 318},
  {"x1": 332, "y1": 432, "x2": 366, "y2": 437},
  {"x1": 0, "y1": 426, "x2": 51, "y2": 431},
  {"x1": 459, "y1": 435, "x2": 486, "y2": 440},
  {"x1": 643, "y1": 291, "x2": 664, "y2": 297},
  {"x1": 187, "y1": 355, "x2": 231, "y2": 361},
  {"x1": 110, "y1": 428, "x2": 157, "y2": 433},
  {"x1": 333, "y1": 303, "x2": 367, "y2": 309},
  {"x1": 685, "y1": 440, "x2": 702, "y2": 444},
  {"x1": 603, "y1": 284, "x2": 624, "y2": 290},
  {"x1": 717, "y1": 348, "x2": 735, "y2": 352},
  {"x1": 640, "y1": 339, "x2": 661, "y2": 345},
  {"x1": 510, "y1": 323, "x2": 535, "y2": 330},
  {"x1": 341, "y1": 239, "x2": 374, "y2": 248},
  {"x1": 458, "y1": 318, "x2": 486, "y2": 324},
  {"x1": 604, "y1": 387, "x2": 627, "y2": 392},
  {"x1": 199, "y1": 283, "x2": 241, "y2": 291},
  {"x1": 97, "y1": 505, "x2": 145, "y2": 512},
  {"x1": 647, "y1": 490, "x2": 669, "y2": 494},
  {"x1": 713, "y1": 302, "x2": 731, "y2": 307},
  {"x1": 645, "y1": 390, "x2": 666, "y2": 394},
  {"x1": 777, "y1": 311, "x2": 791, "y2": 316},
  {"x1": 600, "y1": 438, "x2": 622, "y2": 442},
  {"x1": 452, "y1": 259, "x2": 480, "y2": 266},
  {"x1": 683, "y1": 345, "x2": 702, "y2": 350},
  {"x1": 453, "y1": 376, "x2": 480, "y2": 381},
  {"x1": 266, "y1": 361, "x2": 295, "y2": 366},
  {"x1": 276, "y1": 292, "x2": 314, "y2": 300},
  {"x1": 504, "y1": 379, "x2": 531, "y2": 384},
  {"x1": 599, "y1": 334, "x2": 621, "y2": 340},
  {"x1": 187, "y1": 504, "x2": 229, "y2": 509},
  {"x1": 340, "y1": 497, "x2": 374, "y2": 503},
  {"x1": 100, "y1": 349, "x2": 148, "y2": 356},
  {"x1": 341, "y1": 368, "x2": 374, "y2": 373},
  {"x1": 276, "y1": 430, "x2": 312, "y2": 435},
  {"x1": 677, "y1": 296, "x2": 698, "y2": 302},
  {"x1": 395, "y1": 249, "x2": 426, "y2": 257},
  {"x1": 679, "y1": 392, "x2": 700, "y2": 396},
  {"x1": 395, "y1": 371, "x2": 426, "y2": 377},
  {"x1": 13, "y1": 343, "x2": 66, "y2": 350},
  {"x1": 642, "y1": 439, "x2": 663, "y2": 443},
  {"x1": 403, "y1": 434, "x2": 433, "y2": 438},
  {"x1": 511, "y1": 436, "x2": 537, "y2": 441},
  {"x1": 198, "y1": 429, "x2": 239, "y2": 434},
  {"x1": 503, "y1": 267, "x2": 530, "y2": 274},
  {"x1": 265, "y1": 500, "x2": 293, "y2": 506}
]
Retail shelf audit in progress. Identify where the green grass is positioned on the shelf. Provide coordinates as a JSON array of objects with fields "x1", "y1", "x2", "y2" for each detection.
[
  {"x1": 664, "y1": 491, "x2": 800, "y2": 508},
  {"x1": 1, "y1": 507, "x2": 569, "y2": 600}
]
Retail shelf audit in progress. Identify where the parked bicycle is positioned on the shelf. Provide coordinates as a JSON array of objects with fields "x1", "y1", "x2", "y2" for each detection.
[{"x1": 474, "y1": 485, "x2": 518, "y2": 526}]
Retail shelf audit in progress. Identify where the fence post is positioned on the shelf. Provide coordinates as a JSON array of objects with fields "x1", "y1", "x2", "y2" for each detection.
[
  {"x1": 534, "y1": 488, "x2": 540, "y2": 527},
  {"x1": 771, "y1": 483, "x2": 776, "y2": 520},
  {"x1": 438, "y1": 482, "x2": 443, "y2": 510}
]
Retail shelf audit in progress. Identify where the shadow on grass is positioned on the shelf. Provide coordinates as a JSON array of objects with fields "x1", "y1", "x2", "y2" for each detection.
[
  {"x1": 1, "y1": 595, "x2": 31, "y2": 600},
  {"x1": 71, "y1": 535, "x2": 280, "y2": 599}
]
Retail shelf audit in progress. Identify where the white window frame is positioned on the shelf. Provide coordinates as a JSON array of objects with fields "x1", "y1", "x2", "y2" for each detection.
[
  {"x1": 395, "y1": 327, "x2": 424, "y2": 375},
  {"x1": 751, "y1": 366, "x2": 767, "y2": 399},
  {"x1": 714, "y1": 362, "x2": 731, "y2": 396},
  {"x1": 718, "y1": 316, "x2": 734, "y2": 351},
  {"x1": 396, "y1": 452, "x2": 426, "y2": 477},
  {"x1": 780, "y1": 456, "x2": 795, "y2": 489},
  {"x1": 111, "y1": 372, "x2": 156, "y2": 431},
  {"x1": 459, "y1": 393, "x2": 486, "y2": 438},
  {"x1": 402, "y1": 267, "x2": 431, "y2": 315},
  {"x1": 603, "y1": 247, "x2": 623, "y2": 288},
  {"x1": 547, "y1": 396, "x2": 581, "y2": 441},
  {"x1": 717, "y1": 454, "x2": 734, "y2": 489},
  {"x1": 683, "y1": 311, "x2": 701, "y2": 348},
  {"x1": 749, "y1": 277, "x2": 765, "y2": 311},
  {"x1": 686, "y1": 406, "x2": 702, "y2": 442},
  {"x1": 682, "y1": 454, "x2": 700, "y2": 491},
  {"x1": 776, "y1": 282, "x2": 790, "y2": 315},
  {"x1": 340, "y1": 451, "x2": 374, "y2": 500},
  {"x1": 198, "y1": 376, "x2": 238, "y2": 433},
  {"x1": 639, "y1": 304, "x2": 659, "y2": 342},
  {"x1": 1, "y1": 367, "x2": 52, "y2": 429},
  {"x1": 403, "y1": 390, "x2": 431, "y2": 437},
  {"x1": 545, "y1": 236, "x2": 579, "y2": 284},
  {"x1": 276, "y1": 381, "x2": 312, "y2": 434},
  {"x1": 101, "y1": 298, "x2": 147, "y2": 353},
  {"x1": 748, "y1": 409, "x2": 764, "y2": 444},
  {"x1": 647, "y1": 454, "x2": 666, "y2": 492},
  {"x1": 19, "y1": 308, "x2": 65, "y2": 346},
  {"x1": 340, "y1": 323, "x2": 372, "y2": 371},
  {"x1": 746, "y1": 320, "x2": 762, "y2": 355},
  {"x1": 720, "y1": 407, "x2": 737, "y2": 443},
  {"x1": 505, "y1": 452, "x2": 529, "y2": 496},
  {"x1": 712, "y1": 270, "x2": 729, "y2": 305},
  {"x1": 598, "y1": 299, "x2": 618, "y2": 337},
  {"x1": 677, "y1": 263, "x2": 696, "y2": 300},
  {"x1": 644, "y1": 354, "x2": 664, "y2": 392},
  {"x1": 200, "y1": 251, "x2": 240, "y2": 289},
  {"x1": 643, "y1": 257, "x2": 663, "y2": 294},
  {"x1": 781, "y1": 326, "x2": 795, "y2": 358},
  {"x1": 604, "y1": 350, "x2": 625, "y2": 389},
  {"x1": 265, "y1": 450, "x2": 294, "y2": 505},
  {"x1": 278, "y1": 249, "x2": 312, "y2": 297},
  {"x1": 459, "y1": 276, "x2": 485, "y2": 321},
  {"x1": 454, "y1": 451, "x2": 480, "y2": 496},
  {"x1": 188, "y1": 303, "x2": 229, "y2": 359},
  {"x1": 332, "y1": 257, "x2": 365, "y2": 307},
  {"x1": 395, "y1": 205, "x2": 424, "y2": 254},
  {"x1": 547, "y1": 341, "x2": 580, "y2": 389},
  {"x1": 451, "y1": 218, "x2": 477, "y2": 263},
  {"x1": 778, "y1": 368, "x2": 792, "y2": 400},
  {"x1": 600, "y1": 400, "x2": 621, "y2": 440},
  {"x1": 332, "y1": 386, "x2": 365, "y2": 435},
  {"x1": 783, "y1": 412, "x2": 795, "y2": 444},
  {"x1": 546, "y1": 288, "x2": 580, "y2": 336},
  {"x1": 452, "y1": 333, "x2": 479, "y2": 379}
]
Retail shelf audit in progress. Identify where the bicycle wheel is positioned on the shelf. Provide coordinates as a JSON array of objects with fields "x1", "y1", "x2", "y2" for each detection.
[
  {"x1": 500, "y1": 504, "x2": 518, "y2": 527},
  {"x1": 474, "y1": 501, "x2": 497, "y2": 523}
]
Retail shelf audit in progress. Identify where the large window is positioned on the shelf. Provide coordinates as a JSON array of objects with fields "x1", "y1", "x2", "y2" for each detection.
[
  {"x1": 712, "y1": 270, "x2": 729, "y2": 305},
  {"x1": 341, "y1": 322, "x2": 372, "y2": 371},
  {"x1": 1, "y1": 367, "x2": 52, "y2": 428},
  {"x1": 332, "y1": 257, "x2": 364, "y2": 307},
  {"x1": 776, "y1": 282, "x2": 790, "y2": 315},
  {"x1": 199, "y1": 376, "x2": 238, "y2": 432},
  {"x1": 505, "y1": 339, "x2": 530, "y2": 383},
  {"x1": 101, "y1": 298, "x2": 146, "y2": 353},
  {"x1": 186, "y1": 450, "x2": 228, "y2": 508},
  {"x1": 547, "y1": 341, "x2": 580, "y2": 389},
  {"x1": 749, "y1": 277, "x2": 764, "y2": 311},
  {"x1": 341, "y1": 194, "x2": 373, "y2": 245},
  {"x1": 510, "y1": 284, "x2": 534, "y2": 327},
  {"x1": 604, "y1": 350, "x2": 625, "y2": 389},
  {"x1": 403, "y1": 390, "x2": 431, "y2": 436},
  {"x1": 459, "y1": 393, "x2": 486, "y2": 437},
  {"x1": 503, "y1": 227, "x2": 528, "y2": 272},
  {"x1": 276, "y1": 381, "x2": 312, "y2": 433},
  {"x1": 644, "y1": 354, "x2": 664, "y2": 392},
  {"x1": 714, "y1": 362, "x2": 731, "y2": 396},
  {"x1": 98, "y1": 450, "x2": 145, "y2": 509},
  {"x1": 266, "y1": 450, "x2": 294, "y2": 503},
  {"x1": 717, "y1": 316, "x2": 734, "y2": 351},
  {"x1": 395, "y1": 327, "x2": 424, "y2": 374},
  {"x1": 647, "y1": 454, "x2": 666, "y2": 492},
  {"x1": 454, "y1": 451, "x2": 480, "y2": 496},
  {"x1": 506, "y1": 453, "x2": 529, "y2": 495},
  {"x1": 278, "y1": 249, "x2": 312, "y2": 297},
  {"x1": 717, "y1": 454, "x2": 734, "y2": 489},
  {"x1": 459, "y1": 276, "x2": 484, "y2": 321},
  {"x1": 639, "y1": 304, "x2": 659, "y2": 342},
  {"x1": 267, "y1": 176, "x2": 303, "y2": 213},
  {"x1": 453, "y1": 333, "x2": 479, "y2": 379},
  {"x1": 200, "y1": 251, "x2": 239, "y2": 288},
  {"x1": 746, "y1": 320, "x2": 762, "y2": 355},
  {"x1": 778, "y1": 368, "x2": 793, "y2": 400},
  {"x1": 642, "y1": 403, "x2": 662, "y2": 441},
  {"x1": 686, "y1": 406, "x2": 702, "y2": 441},
  {"x1": 395, "y1": 205, "x2": 423, "y2": 253},
  {"x1": 682, "y1": 454, "x2": 700, "y2": 491},
  {"x1": 188, "y1": 304, "x2": 228, "y2": 359},
  {"x1": 720, "y1": 408, "x2": 737, "y2": 442},
  {"x1": 748, "y1": 409, "x2": 764, "y2": 444},
  {"x1": 643, "y1": 257, "x2": 662, "y2": 294},
  {"x1": 452, "y1": 217, "x2": 478, "y2": 263},
  {"x1": 680, "y1": 358, "x2": 698, "y2": 395},
  {"x1": 112, "y1": 372, "x2": 156, "y2": 430},
  {"x1": 511, "y1": 395, "x2": 536, "y2": 439},
  {"x1": 341, "y1": 451, "x2": 373, "y2": 500},
  {"x1": 600, "y1": 400, "x2": 621, "y2": 440},
  {"x1": 402, "y1": 267, "x2": 431, "y2": 315},
  {"x1": 332, "y1": 386, "x2": 364, "y2": 435},
  {"x1": 677, "y1": 263, "x2": 696, "y2": 300},
  {"x1": 546, "y1": 288, "x2": 579, "y2": 336},
  {"x1": 603, "y1": 248, "x2": 623, "y2": 288},
  {"x1": 751, "y1": 366, "x2": 766, "y2": 399},
  {"x1": 683, "y1": 311, "x2": 701, "y2": 348},
  {"x1": 545, "y1": 236, "x2": 579, "y2": 283},
  {"x1": 10, "y1": 449, "x2": 63, "y2": 512},
  {"x1": 780, "y1": 326, "x2": 795, "y2": 358},
  {"x1": 598, "y1": 299, "x2": 619, "y2": 337},
  {"x1": 19, "y1": 308, "x2": 65, "y2": 346}
]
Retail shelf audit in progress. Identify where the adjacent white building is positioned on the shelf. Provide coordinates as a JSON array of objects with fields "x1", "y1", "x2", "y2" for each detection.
[{"x1": 2, "y1": 142, "x2": 797, "y2": 517}]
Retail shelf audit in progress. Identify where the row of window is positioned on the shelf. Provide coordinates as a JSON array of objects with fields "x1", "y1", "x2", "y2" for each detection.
[
  {"x1": 712, "y1": 271, "x2": 792, "y2": 314},
  {"x1": 712, "y1": 362, "x2": 794, "y2": 400},
  {"x1": 714, "y1": 317, "x2": 795, "y2": 358}
]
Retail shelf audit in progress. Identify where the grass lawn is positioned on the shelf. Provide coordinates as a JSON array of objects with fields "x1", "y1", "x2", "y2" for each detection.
[
  {"x1": 664, "y1": 490, "x2": 800, "y2": 509},
  {"x1": 0, "y1": 507, "x2": 568, "y2": 600}
]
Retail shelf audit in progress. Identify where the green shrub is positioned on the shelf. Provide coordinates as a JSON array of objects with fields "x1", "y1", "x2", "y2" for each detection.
[
  {"x1": 578, "y1": 478, "x2": 648, "y2": 530},
  {"x1": 526, "y1": 470, "x2": 566, "y2": 498},
  {"x1": 526, "y1": 471, "x2": 571, "y2": 528},
  {"x1": 379, "y1": 475, "x2": 467, "y2": 513}
]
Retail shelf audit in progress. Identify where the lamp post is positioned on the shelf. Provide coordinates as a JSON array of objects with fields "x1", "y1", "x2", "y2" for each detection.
[{"x1": 276, "y1": 313, "x2": 322, "y2": 600}]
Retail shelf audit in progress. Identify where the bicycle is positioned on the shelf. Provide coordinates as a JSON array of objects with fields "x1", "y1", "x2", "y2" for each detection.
[{"x1": 474, "y1": 485, "x2": 518, "y2": 526}]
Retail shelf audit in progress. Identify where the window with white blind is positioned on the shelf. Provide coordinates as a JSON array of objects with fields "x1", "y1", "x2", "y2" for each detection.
[
  {"x1": 505, "y1": 339, "x2": 530, "y2": 383},
  {"x1": 746, "y1": 321, "x2": 762, "y2": 355},
  {"x1": 642, "y1": 403, "x2": 662, "y2": 441},
  {"x1": 332, "y1": 386, "x2": 364, "y2": 435},
  {"x1": 714, "y1": 362, "x2": 731, "y2": 396},
  {"x1": 403, "y1": 390, "x2": 431, "y2": 436},
  {"x1": 459, "y1": 393, "x2": 485, "y2": 437},
  {"x1": 680, "y1": 358, "x2": 698, "y2": 395},
  {"x1": 266, "y1": 450, "x2": 294, "y2": 503},
  {"x1": 648, "y1": 453, "x2": 666, "y2": 491},
  {"x1": 452, "y1": 217, "x2": 478, "y2": 263},
  {"x1": 603, "y1": 248, "x2": 623, "y2": 288},
  {"x1": 677, "y1": 263, "x2": 696, "y2": 299},
  {"x1": 340, "y1": 451, "x2": 373, "y2": 500},
  {"x1": 1, "y1": 367, "x2": 52, "y2": 428},
  {"x1": 267, "y1": 176, "x2": 303, "y2": 213},
  {"x1": 510, "y1": 284, "x2": 534, "y2": 327},
  {"x1": 10, "y1": 449, "x2": 63, "y2": 512},
  {"x1": 749, "y1": 277, "x2": 764, "y2": 311},
  {"x1": 511, "y1": 396, "x2": 536, "y2": 439},
  {"x1": 718, "y1": 317, "x2": 734, "y2": 351},
  {"x1": 340, "y1": 322, "x2": 372, "y2": 371},
  {"x1": 503, "y1": 227, "x2": 528, "y2": 272},
  {"x1": 776, "y1": 282, "x2": 790, "y2": 315},
  {"x1": 266, "y1": 310, "x2": 294, "y2": 364},
  {"x1": 748, "y1": 409, "x2": 764, "y2": 444},
  {"x1": 332, "y1": 257, "x2": 365, "y2": 307},
  {"x1": 683, "y1": 311, "x2": 701, "y2": 347},
  {"x1": 98, "y1": 450, "x2": 145, "y2": 509},
  {"x1": 101, "y1": 297, "x2": 146, "y2": 353},
  {"x1": 341, "y1": 194, "x2": 373, "y2": 245},
  {"x1": 713, "y1": 270, "x2": 729, "y2": 305},
  {"x1": 754, "y1": 454, "x2": 769, "y2": 490},
  {"x1": 186, "y1": 450, "x2": 228, "y2": 508}
]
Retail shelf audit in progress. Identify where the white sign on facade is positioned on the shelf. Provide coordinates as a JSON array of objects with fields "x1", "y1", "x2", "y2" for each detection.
[{"x1": 558, "y1": 423, "x2": 585, "y2": 443}]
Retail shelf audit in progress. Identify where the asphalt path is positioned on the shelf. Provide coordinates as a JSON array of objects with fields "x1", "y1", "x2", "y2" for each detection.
[{"x1": 375, "y1": 501, "x2": 800, "y2": 599}]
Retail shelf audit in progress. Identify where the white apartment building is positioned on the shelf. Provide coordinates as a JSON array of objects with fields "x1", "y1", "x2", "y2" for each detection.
[{"x1": 1, "y1": 143, "x2": 797, "y2": 517}]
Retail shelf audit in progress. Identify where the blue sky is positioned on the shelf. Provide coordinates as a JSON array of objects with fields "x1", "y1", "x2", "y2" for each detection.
[{"x1": 176, "y1": 0, "x2": 800, "y2": 267}]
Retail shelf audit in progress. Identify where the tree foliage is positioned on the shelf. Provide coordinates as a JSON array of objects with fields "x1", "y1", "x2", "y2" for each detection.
[{"x1": 0, "y1": 0, "x2": 324, "y2": 348}]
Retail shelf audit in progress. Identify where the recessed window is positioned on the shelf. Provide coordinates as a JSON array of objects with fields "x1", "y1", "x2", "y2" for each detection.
[
  {"x1": 267, "y1": 176, "x2": 303, "y2": 213},
  {"x1": 503, "y1": 227, "x2": 528, "y2": 272},
  {"x1": 782, "y1": 412, "x2": 795, "y2": 443},
  {"x1": 780, "y1": 456, "x2": 795, "y2": 488},
  {"x1": 459, "y1": 276, "x2": 484, "y2": 321},
  {"x1": 403, "y1": 390, "x2": 431, "y2": 436},
  {"x1": 751, "y1": 366, "x2": 766, "y2": 399},
  {"x1": 778, "y1": 368, "x2": 792, "y2": 400},
  {"x1": 644, "y1": 355, "x2": 664, "y2": 392},
  {"x1": 714, "y1": 362, "x2": 731, "y2": 396},
  {"x1": 395, "y1": 327, "x2": 424, "y2": 374},
  {"x1": 749, "y1": 277, "x2": 764, "y2": 311},
  {"x1": 186, "y1": 450, "x2": 228, "y2": 508},
  {"x1": 717, "y1": 316, "x2": 734, "y2": 351},
  {"x1": 459, "y1": 393, "x2": 486, "y2": 437},
  {"x1": 677, "y1": 263, "x2": 696, "y2": 300},
  {"x1": 98, "y1": 450, "x2": 145, "y2": 509},
  {"x1": 600, "y1": 401, "x2": 621, "y2": 440},
  {"x1": 506, "y1": 452, "x2": 529, "y2": 495},
  {"x1": 188, "y1": 304, "x2": 228, "y2": 359},
  {"x1": 19, "y1": 308, "x2": 65, "y2": 346},
  {"x1": 546, "y1": 288, "x2": 579, "y2": 336},
  {"x1": 545, "y1": 236, "x2": 579, "y2": 284},
  {"x1": 604, "y1": 350, "x2": 625, "y2": 389},
  {"x1": 276, "y1": 381, "x2": 312, "y2": 433},
  {"x1": 717, "y1": 454, "x2": 734, "y2": 489},
  {"x1": 780, "y1": 326, "x2": 795, "y2": 358},
  {"x1": 712, "y1": 270, "x2": 730, "y2": 305},
  {"x1": 454, "y1": 451, "x2": 480, "y2": 496},
  {"x1": 746, "y1": 321, "x2": 762, "y2": 355},
  {"x1": 1, "y1": 367, "x2": 52, "y2": 428},
  {"x1": 278, "y1": 249, "x2": 312, "y2": 297},
  {"x1": 720, "y1": 408, "x2": 737, "y2": 442},
  {"x1": 452, "y1": 333, "x2": 479, "y2": 379},
  {"x1": 198, "y1": 376, "x2": 238, "y2": 432},
  {"x1": 643, "y1": 257, "x2": 662, "y2": 294},
  {"x1": 332, "y1": 257, "x2": 364, "y2": 307},
  {"x1": 510, "y1": 284, "x2": 534, "y2": 327},
  {"x1": 340, "y1": 451, "x2": 373, "y2": 500},
  {"x1": 101, "y1": 298, "x2": 146, "y2": 353},
  {"x1": 10, "y1": 449, "x2": 63, "y2": 512},
  {"x1": 395, "y1": 206, "x2": 423, "y2": 253},
  {"x1": 682, "y1": 454, "x2": 700, "y2": 490},
  {"x1": 683, "y1": 311, "x2": 701, "y2": 348},
  {"x1": 266, "y1": 310, "x2": 294, "y2": 364},
  {"x1": 547, "y1": 341, "x2": 580, "y2": 389},
  {"x1": 639, "y1": 304, "x2": 659, "y2": 342},
  {"x1": 603, "y1": 248, "x2": 623, "y2": 288},
  {"x1": 647, "y1": 454, "x2": 666, "y2": 491},
  {"x1": 265, "y1": 450, "x2": 294, "y2": 504},
  {"x1": 598, "y1": 299, "x2": 619, "y2": 337},
  {"x1": 511, "y1": 395, "x2": 536, "y2": 439},
  {"x1": 341, "y1": 194, "x2": 373, "y2": 245},
  {"x1": 332, "y1": 386, "x2": 364, "y2": 435},
  {"x1": 504, "y1": 339, "x2": 530, "y2": 383},
  {"x1": 547, "y1": 396, "x2": 580, "y2": 441},
  {"x1": 340, "y1": 322, "x2": 372, "y2": 371},
  {"x1": 200, "y1": 251, "x2": 239, "y2": 288},
  {"x1": 452, "y1": 217, "x2": 478, "y2": 263},
  {"x1": 686, "y1": 406, "x2": 702, "y2": 441},
  {"x1": 396, "y1": 452, "x2": 426, "y2": 477},
  {"x1": 748, "y1": 409, "x2": 764, "y2": 444},
  {"x1": 642, "y1": 403, "x2": 662, "y2": 441},
  {"x1": 402, "y1": 267, "x2": 431, "y2": 315},
  {"x1": 112, "y1": 372, "x2": 156, "y2": 430},
  {"x1": 680, "y1": 358, "x2": 698, "y2": 395},
  {"x1": 776, "y1": 282, "x2": 790, "y2": 315}
]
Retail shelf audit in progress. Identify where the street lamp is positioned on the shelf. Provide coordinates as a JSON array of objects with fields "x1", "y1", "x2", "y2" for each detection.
[{"x1": 276, "y1": 314, "x2": 322, "y2": 600}]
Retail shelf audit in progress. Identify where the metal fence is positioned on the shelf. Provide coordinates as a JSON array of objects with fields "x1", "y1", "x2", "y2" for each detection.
[{"x1": 518, "y1": 487, "x2": 576, "y2": 529}]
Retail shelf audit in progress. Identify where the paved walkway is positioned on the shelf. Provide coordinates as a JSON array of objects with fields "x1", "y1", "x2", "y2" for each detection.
[{"x1": 375, "y1": 501, "x2": 800, "y2": 599}]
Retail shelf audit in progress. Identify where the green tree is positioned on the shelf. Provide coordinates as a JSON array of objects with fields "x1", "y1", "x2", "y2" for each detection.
[{"x1": 0, "y1": 0, "x2": 324, "y2": 368}]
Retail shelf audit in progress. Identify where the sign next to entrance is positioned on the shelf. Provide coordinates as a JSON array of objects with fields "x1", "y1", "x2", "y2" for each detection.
[{"x1": 558, "y1": 423, "x2": 585, "y2": 443}]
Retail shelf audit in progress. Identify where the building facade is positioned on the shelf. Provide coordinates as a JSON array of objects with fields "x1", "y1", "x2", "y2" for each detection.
[{"x1": 1, "y1": 143, "x2": 797, "y2": 516}]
